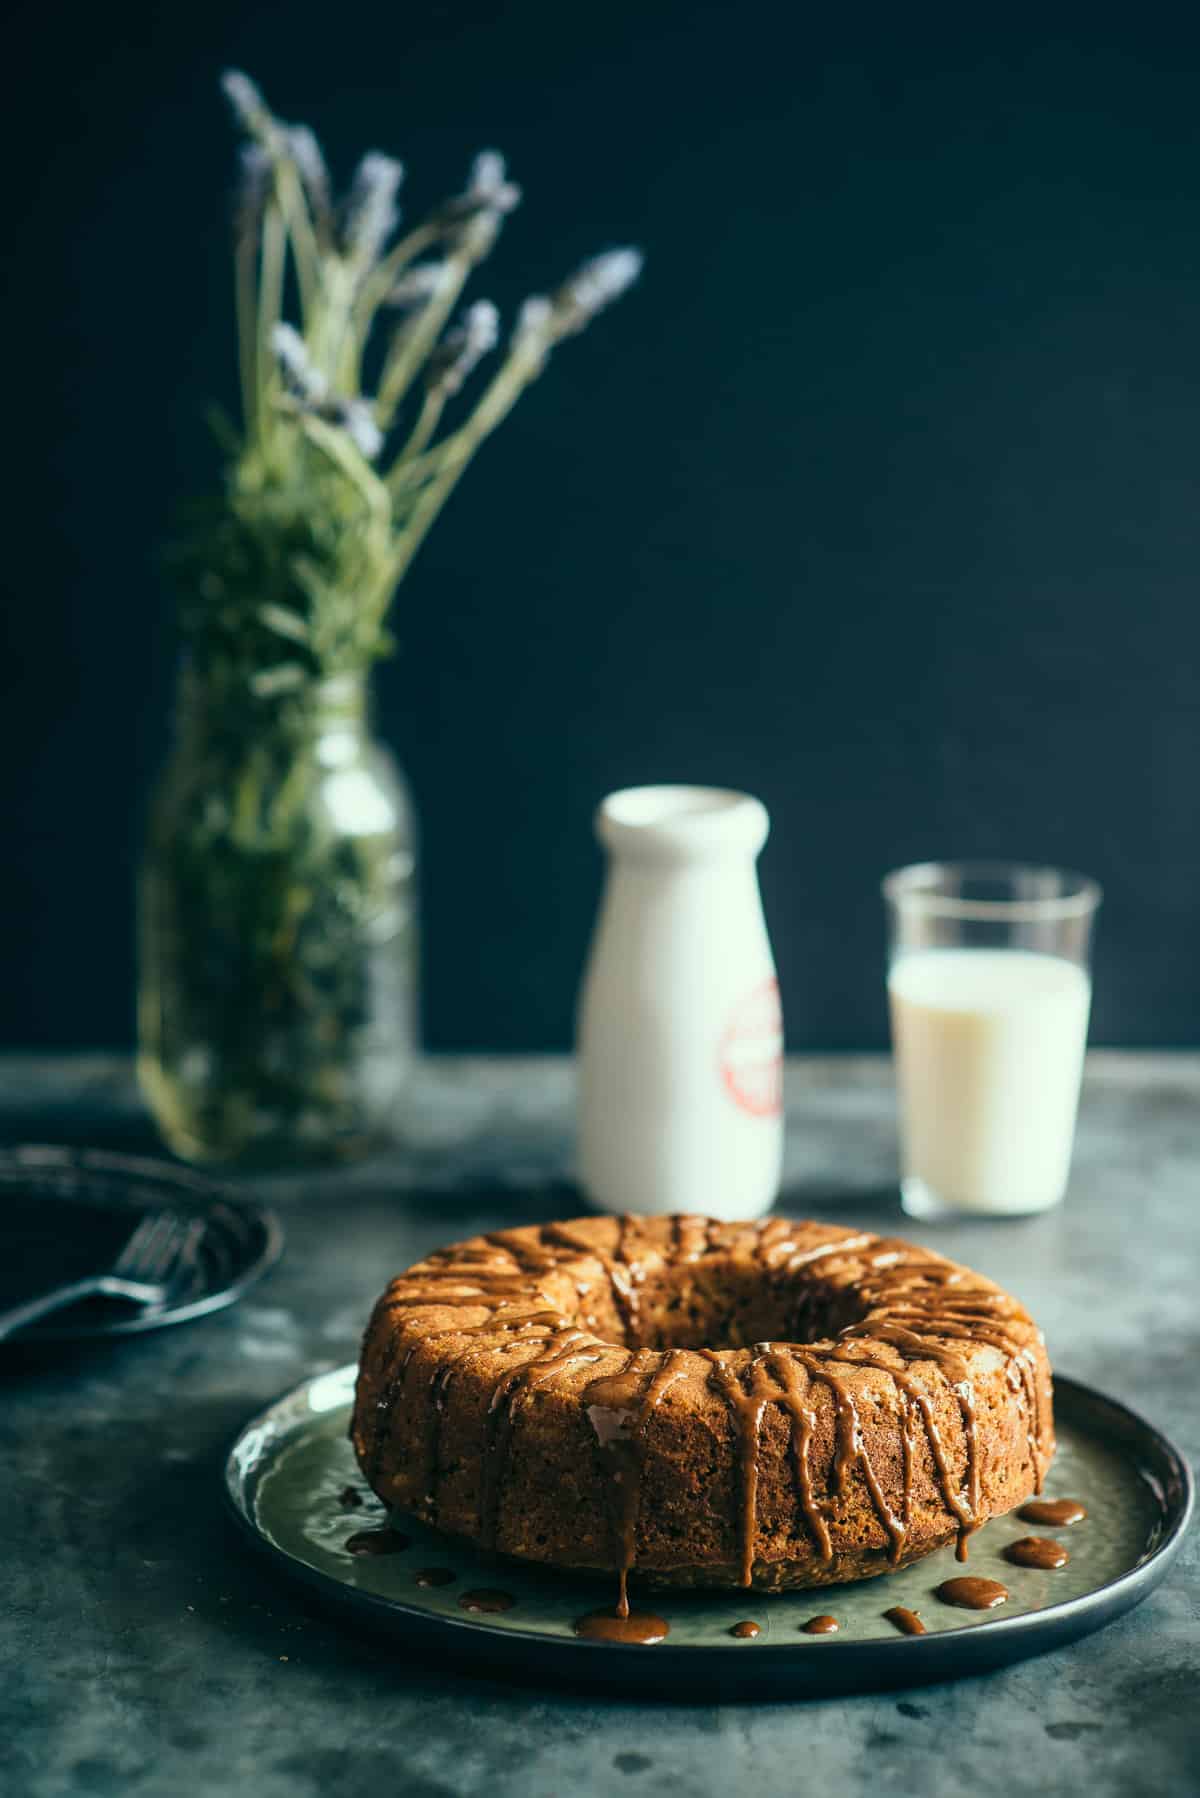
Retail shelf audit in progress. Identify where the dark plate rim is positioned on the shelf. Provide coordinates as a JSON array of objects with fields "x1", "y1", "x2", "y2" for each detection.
[
  {"x1": 0, "y1": 1145, "x2": 284, "y2": 1340},
  {"x1": 221, "y1": 1366, "x2": 1194, "y2": 1676}
]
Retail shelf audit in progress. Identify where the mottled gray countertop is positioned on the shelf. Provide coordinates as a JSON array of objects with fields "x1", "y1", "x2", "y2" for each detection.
[{"x1": 1, "y1": 1053, "x2": 1196, "y2": 1798}]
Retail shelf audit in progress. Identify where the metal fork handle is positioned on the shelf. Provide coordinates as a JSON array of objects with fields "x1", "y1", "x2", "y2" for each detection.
[{"x1": 0, "y1": 1274, "x2": 168, "y2": 1342}]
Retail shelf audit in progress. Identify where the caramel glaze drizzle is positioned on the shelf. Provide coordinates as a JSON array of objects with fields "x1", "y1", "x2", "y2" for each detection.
[
  {"x1": 541, "y1": 1217, "x2": 645, "y2": 1337},
  {"x1": 359, "y1": 1217, "x2": 1050, "y2": 1614},
  {"x1": 478, "y1": 1327, "x2": 608, "y2": 1548},
  {"x1": 583, "y1": 1348, "x2": 690, "y2": 1617},
  {"x1": 363, "y1": 1239, "x2": 567, "y2": 1492},
  {"x1": 700, "y1": 1240, "x2": 1048, "y2": 1583},
  {"x1": 363, "y1": 1221, "x2": 650, "y2": 1540}
]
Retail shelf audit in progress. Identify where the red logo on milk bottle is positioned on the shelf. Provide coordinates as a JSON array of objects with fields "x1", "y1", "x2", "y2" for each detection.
[{"x1": 719, "y1": 977, "x2": 783, "y2": 1117}]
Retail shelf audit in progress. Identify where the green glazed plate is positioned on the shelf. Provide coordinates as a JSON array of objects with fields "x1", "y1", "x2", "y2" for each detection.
[{"x1": 223, "y1": 1366, "x2": 1192, "y2": 1696}]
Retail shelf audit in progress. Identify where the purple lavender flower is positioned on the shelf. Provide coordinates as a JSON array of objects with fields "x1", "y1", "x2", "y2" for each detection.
[
  {"x1": 343, "y1": 152, "x2": 404, "y2": 266},
  {"x1": 427, "y1": 300, "x2": 500, "y2": 396}
]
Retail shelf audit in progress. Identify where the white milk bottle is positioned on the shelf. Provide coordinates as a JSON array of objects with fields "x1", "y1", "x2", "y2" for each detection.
[{"x1": 577, "y1": 786, "x2": 783, "y2": 1220}]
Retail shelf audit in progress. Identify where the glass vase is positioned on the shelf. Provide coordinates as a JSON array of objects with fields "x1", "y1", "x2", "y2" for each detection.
[{"x1": 137, "y1": 668, "x2": 417, "y2": 1166}]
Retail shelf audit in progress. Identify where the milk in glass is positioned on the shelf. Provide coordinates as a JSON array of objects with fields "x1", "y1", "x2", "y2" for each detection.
[{"x1": 888, "y1": 948, "x2": 1090, "y2": 1215}]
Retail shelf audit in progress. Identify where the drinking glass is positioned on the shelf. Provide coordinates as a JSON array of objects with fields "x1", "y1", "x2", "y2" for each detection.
[{"x1": 882, "y1": 862, "x2": 1102, "y2": 1220}]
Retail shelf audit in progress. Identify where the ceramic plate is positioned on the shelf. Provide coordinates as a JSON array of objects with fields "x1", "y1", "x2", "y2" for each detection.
[
  {"x1": 223, "y1": 1366, "x2": 1192, "y2": 1696},
  {"x1": 0, "y1": 1146, "x2": 283, "y2": 1342}
]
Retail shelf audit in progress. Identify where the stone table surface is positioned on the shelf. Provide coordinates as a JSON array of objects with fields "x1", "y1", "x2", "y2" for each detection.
[{"x1": 1, "y1": 1052, "x2": 1196, "y2": 1798}]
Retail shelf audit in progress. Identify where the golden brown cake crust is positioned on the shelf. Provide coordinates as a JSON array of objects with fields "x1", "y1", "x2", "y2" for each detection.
[{"x1": 351, "y1": 1215, "x2": 1055, "y2": 1595}]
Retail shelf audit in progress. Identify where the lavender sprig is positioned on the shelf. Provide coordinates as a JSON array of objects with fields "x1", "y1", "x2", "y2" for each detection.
[
  {"x1": 426, "y1": 300, "x2": 500, "y2": 397},
  {"x1": 441, "y1": 150, "x2": 522, "y2": 262},
  {"x1": 341, "y1": 400, "x2": 384, "y2": 459},
  {"x1": 396, "y1": 301, "x2": 500, "y2": 462},
  {"x1": 288, "y1": 125, "x2": 334, "y2": 247},
  {"x1": 353, "y1": 146, "x2": 522, "y2": 342},
  {"x1": 385, "y1": 262, "x2": 452, "y2": 308},
  {"x1": 384, "y1": 250, "x2": 643, "y2": 590},
  {"x1": 272, "y1": 322, "x2": 329, "y2": 404},
  {"x1": 221, "y1": 69, "x2": 322, "y2": 325},
  {"x1": 508, "y1": 250, "x2": 643, "y2": 376},
  {"x1": 235, "y1": 145, "x2": 272, "y2": 243},
  {"x1": 272, "y1": 324, "x2": 383, "y2": 459},
  {"x1": 342, "y1": 152, "x2": 404, "y2": 270},
  {"x1": 221, "y1": 71, "x2": 277, "y2": 144},
  {"x1": 467, "y1": 150, "x2": 521, "y2": 213},
  {"x1": 212, "y1": 72, "x2": 642, "y2": 671},
  {"x1": 551, "y1": 248, "x2": 644, "y2": 335}
]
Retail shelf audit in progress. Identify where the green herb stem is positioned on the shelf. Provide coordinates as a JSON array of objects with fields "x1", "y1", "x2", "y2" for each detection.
[
  {"x1": 374, "y1": 251, "x2": 472, "y2": 429},
  {"x1": 385, "y1": 332, "x2": 545, "y2": 588},
  {"x1": 255, "y1": 205, "x2": 287, "y2": 447}
]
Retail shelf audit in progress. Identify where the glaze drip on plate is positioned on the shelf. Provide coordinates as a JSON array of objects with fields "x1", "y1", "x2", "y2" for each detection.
[
  {"x1": 884, "y1": 1606, "x2": 926, "y2": 1635},
  {"x1": 1018, "y1": 1497, "x2": 1087, "y2": 1527},
  {"x1": 458, "y1": 1588, "x2": 516, "y2": 1613},
  {"x1": 344, "y1": 1527, "x2": 408, "y2": 1556},
  {"x1": 1005, "y1": 1536, "x2": 1070, "y2": 1570},
  {"x1": 936, "y1": 1577, "x2": 1009, "y2": 1610},
  {"x1": 574, "y1": 1608, "x2": 670, "y2": 1644}
]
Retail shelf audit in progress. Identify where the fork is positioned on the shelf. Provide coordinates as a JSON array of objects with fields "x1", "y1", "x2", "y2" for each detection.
[{"x1": 0, "y1": 1210, "x2": 201, "y2": 1341}]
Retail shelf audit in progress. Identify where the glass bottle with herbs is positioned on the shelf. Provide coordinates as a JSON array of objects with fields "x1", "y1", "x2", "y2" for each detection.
[
  {"x1": 139, "y1": 672, "x2": 416, "y2": 1165},
  {"x1": 138, "y1": 71, "x2": 641, "y2": 1165}
]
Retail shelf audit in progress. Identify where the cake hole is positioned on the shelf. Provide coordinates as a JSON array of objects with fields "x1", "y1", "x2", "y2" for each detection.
[{"x1": 577, "y1": 1258, "x2": 868, "y2": 1353}]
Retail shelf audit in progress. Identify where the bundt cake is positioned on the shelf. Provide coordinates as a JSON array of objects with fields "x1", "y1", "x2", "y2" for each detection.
[{"x1": 351, "y1": 1215, "x2": 1054, "y2": 1605}]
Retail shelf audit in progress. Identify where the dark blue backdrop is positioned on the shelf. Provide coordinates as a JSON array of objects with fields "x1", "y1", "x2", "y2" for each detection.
[{"x1": 6, "y1": 3, "x2": 1199, "y2": 1048}]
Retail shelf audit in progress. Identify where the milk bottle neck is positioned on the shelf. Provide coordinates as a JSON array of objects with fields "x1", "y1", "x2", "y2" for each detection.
[{"x1": 596, "y1": 786, "x2": 769, "y2": 867}]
